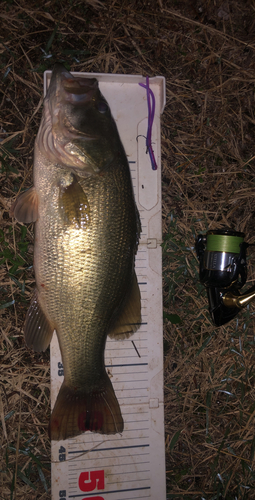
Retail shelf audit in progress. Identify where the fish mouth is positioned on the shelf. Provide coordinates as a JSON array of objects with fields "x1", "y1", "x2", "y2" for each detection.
[
  {"x1": 37, "y1": 64, "x2": 100, "y2": 174},
  {"x1": 49, "y1": 63, "x2": 98, "y2": 107},
  {"x1": 63, "y1": 77, "x2": 97, "y2": 96},
  {"x1": 50, "y1": 64, "x2": 100, "y2": 142}
]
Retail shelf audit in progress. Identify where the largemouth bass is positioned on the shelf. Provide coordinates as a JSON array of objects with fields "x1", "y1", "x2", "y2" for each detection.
[{"x1": 11, "y1": 64, "x2": 141, "y2": 440}]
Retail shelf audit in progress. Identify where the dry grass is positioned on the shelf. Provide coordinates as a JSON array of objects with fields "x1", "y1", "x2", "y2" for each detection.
[{"x1": 1, "y1": 0, "x2": 255, "y2": 498}]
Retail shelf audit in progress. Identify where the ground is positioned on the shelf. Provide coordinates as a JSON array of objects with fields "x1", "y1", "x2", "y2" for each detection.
[{"x1": 1, "y1": 0, "x2": 255, "y2": 498}]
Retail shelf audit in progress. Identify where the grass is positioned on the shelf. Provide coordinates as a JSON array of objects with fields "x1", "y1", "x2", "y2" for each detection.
[
  {"x1": 163, "y1": 217, "x2": 255, "y2": 497},
  {"x1": 2, "y1": 0, "x2": 255, "y2": 498}
]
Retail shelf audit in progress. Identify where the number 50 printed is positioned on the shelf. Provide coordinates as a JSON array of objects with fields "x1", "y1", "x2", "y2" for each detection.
[
  {"x1": 79, "y1": 470, "x2": 105, "y2": 499},
  {"x1": 59, "y1": 470, "x2": 105, "y2": 500}
]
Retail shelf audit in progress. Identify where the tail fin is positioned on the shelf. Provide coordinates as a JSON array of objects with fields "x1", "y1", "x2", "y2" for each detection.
[{"x1": 49, "y1": 374, "x2": 123, "y2": 441}]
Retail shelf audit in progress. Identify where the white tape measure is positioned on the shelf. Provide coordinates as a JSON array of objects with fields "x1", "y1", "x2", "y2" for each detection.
[{"x1": 44, "y1": 70, "x2": 166, "y2": 500}]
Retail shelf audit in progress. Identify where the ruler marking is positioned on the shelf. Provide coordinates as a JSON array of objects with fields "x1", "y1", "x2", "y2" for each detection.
[
  {"x1": 113, "y1": 376, "x2": 148, "y2": 380},
  {"x1": 120, "y1": 496, "x2": 150, "y2": 500},
  {"x1": 68, "y1": 454, "x2": 150, "y2": 463},
  {"x1": 111, "y1": 372, "x2": 148, "y2": 377},
  {"x1": 121, "y1": 409, "x2": 149, "y2": 413},
  {"x1": 110, "y1": 374, "x2": 148, "y2": 378},
  {"x1": 108, "y1": 480, "x2": 151, "y2": 487},
  {"x1": 69, "y1": 486, "x2": 151, "y2": 497},
  {"x1": 105, "y1": 349, "x2": 147, "y2": 353},
  {"x1": 123, "y1": 421, "x2": 150, "y2": 425},
  {"x1": 116, "y1": 390, "x2": 149, "y2": 394},
  {"x1": 68, "y1": 443, "x2": 150, "y2": 454},
  {"x1": 123, "y1": 424, "x2": 150, "y2": 428},
  {"x1": 68, "y1": 452, "x2": 150, "y2": 461},
  {"x1": 114, "y1": 380, "x2": 148, "y2": 384},
  {"x1": 105, "y1": 371, "x2": 147, "y2": 375},
  {"x1": 106, "y1": 348, "x2": 148, "y2": 352},
  {"x1": 118, "y1": 402, "x2": 149, "y2": 406},
  {"x1": 68, "y1": 443, "x2": 150, "y2": 455},
  {"x1": 107, "y1": 469, "x2": 150, "y2": 484},
  {"x1": 106, "y1": 357, "x2": 147, "y2": 361},
  {"x1": 107, "y1": 480, "x2": 151, "y2": 486},
  {"x1": 108, "y1": 470, "x2": 150, "y2": 477},
  {"x1": 120, "y1": 429, "x2": 150, "y2": 433},
  {"x1": 106, "y1": 351, "x2": 148, "y2": 355},
  {"x1": 107, "y1": 338, "x2": 148, "y2": 343},
  {"x1": 105, "y1": 363, "x2": 148, "y2": 367},
  {"x1": 115, "y1": 383, "x2": 148, "y2": 389},
  {"x1": 70, "y1": 472, "x2": 151, "y2": 479},
  {"x1": 119, "y1": 497, "x2": 150, "y2": 500},
  {"x1": 107, "y1": 353, "x2": 148, "y2": 357},
  {"x1": 68, "y1": 456, "x2": 150, "y2": 467},
  {"x1": 105, "y1": 358, "x2": 148, "y2": 362},
  {"x1": 107, "y1": 353, "x2": 148, "y2": 358},
  {"x1": 105, "y1": 348, "x2": 147, "y2": 353},
  {"x1": 106, "y1": 339, "x2": 148, "y2": 345},
  {"x1": 68, "y1": 434, "x2": 150, "y2": 448},
  {"x1": 68, "y1": 461, "x2": 151, "y2": 472}
]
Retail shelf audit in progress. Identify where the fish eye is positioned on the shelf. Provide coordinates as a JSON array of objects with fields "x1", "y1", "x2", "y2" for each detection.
[{"x1": 97, "y1": 101, "x2": 109, "y2": 113}]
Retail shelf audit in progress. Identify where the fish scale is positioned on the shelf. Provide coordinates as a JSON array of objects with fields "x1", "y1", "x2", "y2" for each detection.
[{"x1": 35, "y1": 163, "x2": 137, "y2": 383}]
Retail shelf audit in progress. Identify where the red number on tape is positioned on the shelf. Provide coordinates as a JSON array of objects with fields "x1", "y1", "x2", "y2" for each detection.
[
  {"x1": 79, "y1": 470, "x2": 105, "y2": 492},
  {"x1": 82, "y1": 497, "x2": 104, "y2": 500}
]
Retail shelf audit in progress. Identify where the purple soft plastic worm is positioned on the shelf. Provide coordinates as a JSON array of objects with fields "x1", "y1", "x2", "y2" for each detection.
[{"x1": 139, "y1": 76, "x2": 157, "y2": 170}]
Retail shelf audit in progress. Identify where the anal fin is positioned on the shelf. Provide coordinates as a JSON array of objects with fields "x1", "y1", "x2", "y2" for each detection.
[
  {"x1": 24, "y1": 289, "x2": 54, "y2": 352},
  {"x1": 10, "y1": 187, "x2": 38, "y2": 223},
  {"x1": 108, "y1": 273, "x2": 141, "y2": 340}
]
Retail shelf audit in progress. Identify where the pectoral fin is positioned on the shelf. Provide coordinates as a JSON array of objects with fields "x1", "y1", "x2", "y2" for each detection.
[
  {"x1": 24, "y1": 289, "x2": 54, "y2": 352},
  {"x1": 10, "y1": 187, "x2": 38, "y2": 223},
  {"x1": 108, "y1": 273, "x2": 141, "y2": 340},
  {"x1": 59, "y1": 176, "x2": 90, "y2": 229}
]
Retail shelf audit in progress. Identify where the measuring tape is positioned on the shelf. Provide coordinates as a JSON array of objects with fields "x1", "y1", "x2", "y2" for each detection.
[{"x1": 44, "y1": 70, "x2": 166, "y2": 500}]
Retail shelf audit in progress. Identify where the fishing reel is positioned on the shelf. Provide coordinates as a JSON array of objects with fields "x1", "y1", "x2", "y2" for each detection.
[{"x1": 196, "y1": 229, "x2": 255, "y2": 326}]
